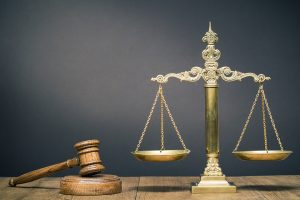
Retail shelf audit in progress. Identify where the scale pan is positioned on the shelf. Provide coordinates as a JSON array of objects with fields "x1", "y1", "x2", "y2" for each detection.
[
  {"x1": 132, "y1": 149, "x2": 190, "y2": 162},
  {"x1": 233, "y1": 150, "x2": 292, "y2": 161}
]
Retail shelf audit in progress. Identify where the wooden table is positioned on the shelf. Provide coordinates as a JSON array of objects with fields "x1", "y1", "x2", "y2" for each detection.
[{"x1": 0, "y1": 176, "x2": 299, "y2": 199}]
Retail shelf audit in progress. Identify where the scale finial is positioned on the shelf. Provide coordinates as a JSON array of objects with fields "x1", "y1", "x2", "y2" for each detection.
[{"x1": 202, "y1": 21, "x2": 218, "y2": 45}]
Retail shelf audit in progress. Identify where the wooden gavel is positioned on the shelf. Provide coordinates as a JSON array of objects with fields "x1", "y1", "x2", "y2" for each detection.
[{"x1": 9, "y1": 139, "x2": 105, "y2": 186}]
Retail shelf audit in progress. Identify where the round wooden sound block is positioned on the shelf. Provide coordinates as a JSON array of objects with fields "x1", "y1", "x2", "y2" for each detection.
[{"x1": 60, "y1": 174, "x2": 122, "y2": 196}]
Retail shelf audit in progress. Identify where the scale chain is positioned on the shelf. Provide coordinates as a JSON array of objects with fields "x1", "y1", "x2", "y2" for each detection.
[
  {"x1": 261, "y1": 88, "x2": 268, "y2": 152},
  {"x1": 234, "y1": 85, "x2": 285, "y2": 152},
  {"x1": 261, "y1": 88, "x2": 284, "y2": 151},
  {"x1": 135, "y1": 84, "x2": 187, "y2": 151},
  {"x1": 160, "y1": 85, "x2": 165, "y2": 150},
  {"x1": 161, "y1": 92, "x2": 187, "y2": 150},
  {"x1": 234, "y1": 86, "x2": 261, "y2": 151},
  {"x1": 135, "y1": 86, "x2": 161, "y2": 152}
]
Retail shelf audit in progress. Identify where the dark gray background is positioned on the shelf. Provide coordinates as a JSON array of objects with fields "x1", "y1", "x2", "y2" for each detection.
[{"x1": 0, "y1": 0, "x2": 299, "y2": 177}]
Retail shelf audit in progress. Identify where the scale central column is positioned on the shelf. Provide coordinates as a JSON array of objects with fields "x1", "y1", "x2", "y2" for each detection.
[
  {"x1": 192, "y1": 84, "x2": 235, "y2": 193},
  {"x1": 205, "y1": 85, "x2": 219, "y2": 158},
  {"x1": 191, "y1": 22, "x2": 236, "y2": 193}
]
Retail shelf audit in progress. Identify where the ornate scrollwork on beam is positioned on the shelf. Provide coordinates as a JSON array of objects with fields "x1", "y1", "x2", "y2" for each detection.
[
  {"x1": 151, "y1": 65, "x2": 270, "y2": 84},
  {"x1": 218, "y1": 66, "x2": 271, "y2": 83},
  {"x1": 151, "y1": 66, "x2": 204, "y2": 84},
  {"x1": 151, "y1": 23, "x2": 271, "y2": 85}
]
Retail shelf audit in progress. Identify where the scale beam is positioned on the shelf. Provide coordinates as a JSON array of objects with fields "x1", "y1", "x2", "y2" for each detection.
[{"x1": 151, "y1": 66, "x2": 270, "y2": 84}]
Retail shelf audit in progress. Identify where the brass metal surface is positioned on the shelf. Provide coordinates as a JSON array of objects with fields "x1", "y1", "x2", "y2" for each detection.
[
  {"x1": 192, "y1": 175, "x2": 236, "y2": 193},
  {"x1": 144, "y1": 22, "x2": 290, "y2": 193},
  {"x1": 151, "y1": 23, "x2": 270, "y2": 86},
  {"x1": 132, "y1": 150, "x2": 190, "y2": 162},
  {"x1": 233, "y1": 150, "x2": 292, "y2": 161},
  {"x1": 205, "y1": 87, "x2": 219, "y2": 155},
  {"x1": 204, "y1": 87, "x2": 223, "y2": 176}
]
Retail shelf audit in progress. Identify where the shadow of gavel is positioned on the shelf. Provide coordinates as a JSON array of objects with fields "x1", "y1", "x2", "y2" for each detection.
[{"x1": 9, "y1": 139, "x2": 105, "y2": 186}]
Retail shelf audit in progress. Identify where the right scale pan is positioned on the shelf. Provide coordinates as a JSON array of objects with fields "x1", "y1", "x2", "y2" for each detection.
[
  {"x1": 233, "y1": 150, "x2": 292, "y2": 161},
  {"x1": 232, "y1": 85, "x2": 292, "y2": 161}
]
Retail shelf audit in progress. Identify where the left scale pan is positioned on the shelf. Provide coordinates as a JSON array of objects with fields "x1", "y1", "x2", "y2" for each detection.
[
  {"x1": 132, "y1": 84, "x2": 190, "y2": 162},
  {"x1": 132, "y1": 149, "x2": 190, "y2": 162}
]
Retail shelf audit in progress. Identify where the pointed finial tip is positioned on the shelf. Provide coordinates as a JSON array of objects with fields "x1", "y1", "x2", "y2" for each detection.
[{"x1": 209, "y1": 22, "x2": 212, "y2": 31}]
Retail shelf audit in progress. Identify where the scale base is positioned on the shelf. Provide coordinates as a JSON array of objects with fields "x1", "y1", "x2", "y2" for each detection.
[{"x1": 191, "y1": 175, "x2": 236, "y2": 193}]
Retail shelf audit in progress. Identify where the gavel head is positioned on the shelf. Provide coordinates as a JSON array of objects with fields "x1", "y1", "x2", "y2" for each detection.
[{"x1": 74, "y1": 139, "x2": 105, "y2": 176}]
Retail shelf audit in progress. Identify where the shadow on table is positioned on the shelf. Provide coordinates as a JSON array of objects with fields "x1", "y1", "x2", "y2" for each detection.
[
  {"x1": 135, "y1": 185, "x2": 190, "y2": 192},
  {"x1": 13, "y1": 185, "x2": 59, "y2": 189},
  {"x1": 239, "y1": 185, "x2": 298, "y2": 191},
  {"x1": 12, "y1": 180, "x2": 59, "y2": 189}
]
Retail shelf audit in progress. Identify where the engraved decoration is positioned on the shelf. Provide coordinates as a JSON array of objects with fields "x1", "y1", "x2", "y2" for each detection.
[
  {"x1": 203, "y1": 157, "x2": 223, "y2": 176},
  {"x1": 151, "y1": 66, "x2": 204, "y2": 84},
  {"x1": 151, "y1": 23, "x2": 270, "y2": 85},
  {"x1": 218, "y1": 66, "x2": 271, "y2": 83}
]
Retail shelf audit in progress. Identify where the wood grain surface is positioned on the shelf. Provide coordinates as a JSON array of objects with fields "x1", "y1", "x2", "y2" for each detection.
[
  {"x1": 0, "y1": 176, "x2": 299, "y2": 200},
  {"x1": 60, "y1": 174, "x2": 122, "y2": 196}
]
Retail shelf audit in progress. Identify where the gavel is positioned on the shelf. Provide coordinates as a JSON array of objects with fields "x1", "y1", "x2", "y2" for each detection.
[{"x1": 9, "y1": 139, "x2": 105, "y2": 186}]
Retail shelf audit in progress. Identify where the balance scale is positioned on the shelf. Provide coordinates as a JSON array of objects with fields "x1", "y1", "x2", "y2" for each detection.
[{"x1": 131, "y1": 22, "x2": 292, "y2": 193}]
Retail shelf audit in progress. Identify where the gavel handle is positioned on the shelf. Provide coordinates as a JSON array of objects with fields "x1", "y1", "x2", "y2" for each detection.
[{"x1": 9, "y1": 157, "x2": 79, "y2": 186}]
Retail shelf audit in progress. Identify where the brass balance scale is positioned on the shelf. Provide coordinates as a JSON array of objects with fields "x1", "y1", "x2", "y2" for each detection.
[{"x1": 132, "y1": 23, "x2": 292, "y2": 193}]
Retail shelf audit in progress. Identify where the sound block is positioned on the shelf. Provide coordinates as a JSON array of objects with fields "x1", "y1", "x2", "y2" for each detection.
[{"x1": 60, "y1": 174, "x2": 122, "y2": 196}]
